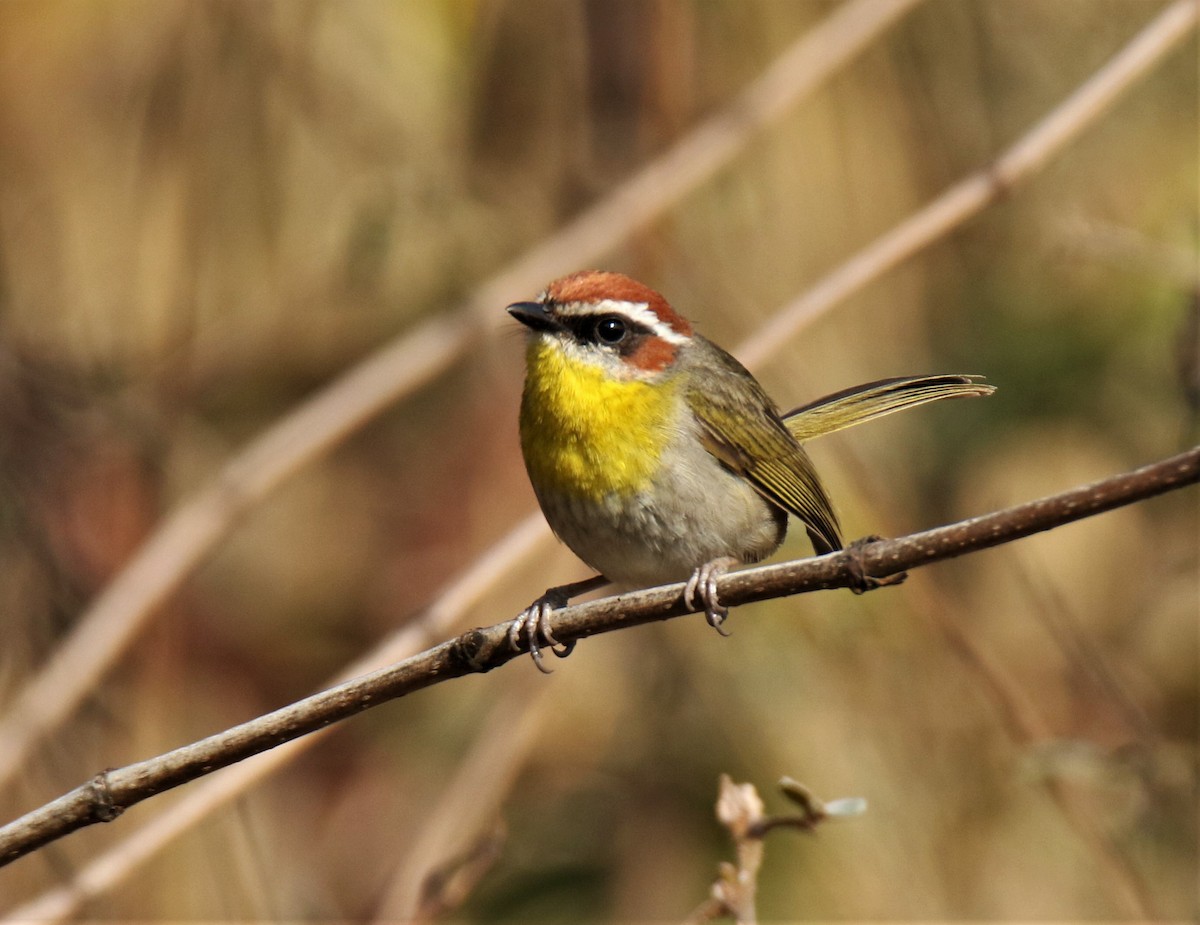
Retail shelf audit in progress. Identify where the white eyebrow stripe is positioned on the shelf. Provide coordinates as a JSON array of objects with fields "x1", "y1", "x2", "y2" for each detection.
[{"x1": 556, "y1": 298, "x2": 691, "y2": 345}]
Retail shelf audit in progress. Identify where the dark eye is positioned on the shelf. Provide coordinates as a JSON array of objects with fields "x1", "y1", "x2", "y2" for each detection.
[{"x1": 593, "y1": 316, "x2": 627, "y2": 345}]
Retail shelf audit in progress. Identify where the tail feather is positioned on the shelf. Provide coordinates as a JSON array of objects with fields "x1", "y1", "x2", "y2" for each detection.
[{"x1": 783, "y1": 375, "x2": 994, "y2": 442}]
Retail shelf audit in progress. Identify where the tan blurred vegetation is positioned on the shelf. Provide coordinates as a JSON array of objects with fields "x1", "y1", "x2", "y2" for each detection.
[{"x1": 0, "y1": 0, "x2": 1196, "y2": 920}]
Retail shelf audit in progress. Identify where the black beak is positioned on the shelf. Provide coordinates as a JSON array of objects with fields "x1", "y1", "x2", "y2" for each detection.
[{"x1": 507, "y1": 301, "x2": 561, "y2": 333}]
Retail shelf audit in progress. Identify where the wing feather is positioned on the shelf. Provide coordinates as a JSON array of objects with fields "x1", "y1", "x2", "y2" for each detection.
[{"x1": 686, "y1": 337, "x2": 842, "y2": 555}]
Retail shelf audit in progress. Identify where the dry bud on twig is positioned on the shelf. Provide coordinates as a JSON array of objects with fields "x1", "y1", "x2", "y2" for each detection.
[{"x1": 688, "y1": 775, "x2": 866, "y2": 925}]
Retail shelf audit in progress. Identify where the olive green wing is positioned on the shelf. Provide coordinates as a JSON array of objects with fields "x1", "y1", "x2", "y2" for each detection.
[
  {"x1": 783, "y1": 375, "x2": 994, "y2": 442},
  {"x1": 685, "y1": 337, "x2": 842, "y2": 555}
]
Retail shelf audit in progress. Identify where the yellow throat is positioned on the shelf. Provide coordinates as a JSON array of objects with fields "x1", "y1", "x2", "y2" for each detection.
[{"x1": 520, "y1": 338, "x2": 679, "y2": 501}]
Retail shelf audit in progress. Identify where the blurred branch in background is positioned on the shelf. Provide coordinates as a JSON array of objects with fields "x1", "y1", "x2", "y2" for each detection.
[
  {"x1": 370, "y1": 680, "x2": 553, "y2": 921},
  {"x1": 2, "y1": 443, "x2": 1196, "y2": 875},
  {"x1": 737, "y1": 0, "x2": 1200, "y2": 366},
  {"x1": 0, "y1": 2, "x2": 1194, "y2": 918},
  {"x1": 0, "y1": 0, "x2": 927, "y2": 796}
]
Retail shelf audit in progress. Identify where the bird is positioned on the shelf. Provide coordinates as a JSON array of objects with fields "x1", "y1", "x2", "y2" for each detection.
[{"x1": 507, "y1": 269, "x2": 993, "y2": 670}]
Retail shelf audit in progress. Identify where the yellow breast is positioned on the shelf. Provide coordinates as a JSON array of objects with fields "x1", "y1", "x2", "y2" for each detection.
[{"x1": 520, "y1": 339, "x2": 679, "y2": 501}]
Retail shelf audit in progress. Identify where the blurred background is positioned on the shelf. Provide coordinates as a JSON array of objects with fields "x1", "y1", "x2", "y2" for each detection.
[{"x1": 0, "y1": 0, "x2": 1196, "y2": 920}]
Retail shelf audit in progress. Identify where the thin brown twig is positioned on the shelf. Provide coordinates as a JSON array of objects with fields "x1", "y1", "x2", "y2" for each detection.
[
  {"x1": 0, "y1": 0, "x2": 927, "y2": 794},
  {"x1": 1, "y1": 445, "x2": 1195, "y2": 872}
]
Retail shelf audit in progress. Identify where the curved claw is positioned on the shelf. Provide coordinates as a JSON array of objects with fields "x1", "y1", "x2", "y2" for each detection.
[
  {"x1": 528, "y1": 604, "x2": 551, "y2": 674},
  {"x1": 510, "y1": 580, "x2": 594, "y2": 672},
  {"x1": 507, "y1": 608, "x2": 529, "y2": 652},
  {"x1": 508, "y1": 602, "x2": 555, "y2": 674},
  {"x1": 684, "y1": 557, "x2": 737, "y2": 636}
]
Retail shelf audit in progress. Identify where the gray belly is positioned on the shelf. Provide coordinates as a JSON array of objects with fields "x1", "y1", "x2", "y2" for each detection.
[{"x1": 537, "y1": 439, "x2": 787, "y2": 589}]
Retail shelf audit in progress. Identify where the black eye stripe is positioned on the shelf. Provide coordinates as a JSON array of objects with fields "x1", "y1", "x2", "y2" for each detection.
[{"x1": 565, "y1": 313, "x2": 649, "y2": 346}]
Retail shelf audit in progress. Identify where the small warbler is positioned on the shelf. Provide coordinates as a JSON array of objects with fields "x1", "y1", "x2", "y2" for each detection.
[{"x1": 508, "y1": 270, "x2": 992, "y2": 670}]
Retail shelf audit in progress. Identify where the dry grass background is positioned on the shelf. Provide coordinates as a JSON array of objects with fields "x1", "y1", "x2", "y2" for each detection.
[{"x1": 0, "y1": 0, "x2": 1196, "y2": 920}]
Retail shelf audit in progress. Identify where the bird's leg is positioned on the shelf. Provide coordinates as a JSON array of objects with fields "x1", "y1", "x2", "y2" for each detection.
[
  {"x1": 509, "y1": 574, "x2": 610, "y2": 673},
  {"x1": 684, "y1": 556, "x2": 740, "y2": 636},
  {"x1": 841, "y1": 535, "x2": 907, "y2": 593}
]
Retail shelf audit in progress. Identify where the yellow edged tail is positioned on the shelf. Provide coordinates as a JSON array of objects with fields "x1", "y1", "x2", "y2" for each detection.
[{"x1": 783, "y1": 375, "x2": 994, "y2": 442}]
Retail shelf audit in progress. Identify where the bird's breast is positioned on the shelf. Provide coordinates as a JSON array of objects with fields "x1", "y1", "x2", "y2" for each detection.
[{"x1": 519, "y1": 339, "x2": 679, "y2": 501}]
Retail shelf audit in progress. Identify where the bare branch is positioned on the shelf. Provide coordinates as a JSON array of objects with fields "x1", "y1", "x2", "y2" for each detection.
[{"x1": 1, "y1": 445, "x2": 1195, "y2": 871}]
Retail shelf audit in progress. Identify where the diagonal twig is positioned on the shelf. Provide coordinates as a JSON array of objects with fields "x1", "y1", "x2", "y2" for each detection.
[{"x1": 1, "y1": 444, "x2": 1195, "y2": 871}]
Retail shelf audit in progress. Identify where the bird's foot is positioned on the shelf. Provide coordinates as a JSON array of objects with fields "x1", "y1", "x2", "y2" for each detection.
[
  {"x1": 842, "y1": 535, "x2": 907, "y2": 594},
  {"x1": 684, "y1": 556, "x2": 740, "y2": 636},
  {"x1": 509, "y1": 575, "x2": 608, "y2": 673}
]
